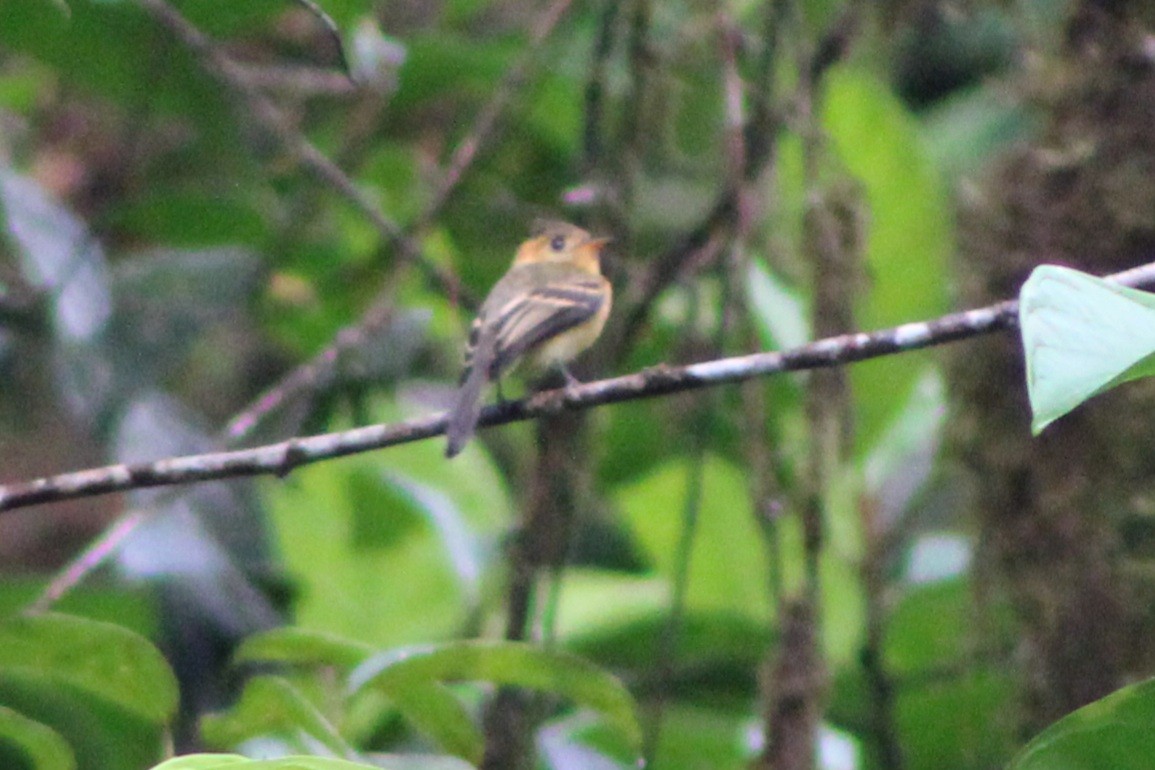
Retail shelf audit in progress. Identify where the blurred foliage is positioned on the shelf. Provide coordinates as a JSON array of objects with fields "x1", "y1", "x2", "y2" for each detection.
[{"x1": 2, "y1": 1, "x2": 1152, "y2": 770}]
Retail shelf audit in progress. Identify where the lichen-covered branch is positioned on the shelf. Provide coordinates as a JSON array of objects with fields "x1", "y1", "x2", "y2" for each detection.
[{"x1": 4, "y1": 258, "x2": 1155, "y2": 515}]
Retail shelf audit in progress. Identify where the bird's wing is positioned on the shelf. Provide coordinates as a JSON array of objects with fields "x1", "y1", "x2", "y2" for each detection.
[
  {"x1": 446, "y1": 268, "x2": 605, "y2": 458},
  {"x1": 489, "y1": 275, "x2": 607, "y2": 374}
]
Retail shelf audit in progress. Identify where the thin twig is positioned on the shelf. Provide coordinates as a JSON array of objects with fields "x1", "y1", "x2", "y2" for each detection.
[
  {"x1": 28, "y1": 510, "x2": 149, "y2": 613},
  {"x1": 0, "y1": 289, "x2": 48, "y2": 334},
  {"x1": 136, "y1": 0, "x2": 463, "y2": 300},
  {"x1": 761, "y1": 10, "x2": 847, "y2": 767},
  {"x1": 581, "y1": 0, "x2": 620, "y2": 174},
  {"x1": 230, "y1": 63, "x2": 359, "y2": 96},
  {"x1": 644, "y1": 16, "x2": 756, "y2": 756},
  {"x1": 643, "y1": 423, "x2": 707, "y2": 761},
  {"x1": 717, "y1": 1, "x2": 787, "y2": 613},
  {"x1": 7, "y1": 258, "x2": 1155, "y2": 514},
  {"x1": 608, "y1": 5, "x2": 856, "y2": 362},
  {"x1": 414, "y1": 0, "x2": 576, "y2": 231},
  {"x1": 224, "y1": 300, "x2": 398, "y2": 441},
  {"x1": 617, "y1": 0, "x2": 652, "y2": 210},
  {"x1": 860, "y1": 497, "x2": 905, "y2": 770}
]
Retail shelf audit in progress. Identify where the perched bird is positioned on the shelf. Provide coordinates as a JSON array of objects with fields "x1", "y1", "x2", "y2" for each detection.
[{"x1": 444, "y1": 220, "x2": 613, "y2": 457}]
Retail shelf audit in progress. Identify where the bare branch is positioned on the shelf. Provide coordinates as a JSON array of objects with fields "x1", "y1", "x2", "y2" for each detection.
[
  {"x1": 415, "y1": 0, "x2": 576, "y2": 231},
  {"x1": 229, "y1": 63, "x2": 359, "y2": 97},
  {"x1": 224, "y1": 300, "x2": 399, "y2": 441},
  {"x1": 5, "y1": 259, "x2": 1155, "y2": 514},
  {"x1": 136, "y1": 0, "x2": 463, "y2": 300}
]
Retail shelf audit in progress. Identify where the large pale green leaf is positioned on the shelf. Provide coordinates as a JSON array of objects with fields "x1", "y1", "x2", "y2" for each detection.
[
  {"x1": 348, "y1": 640, "x2": 642, "y2": 754},
  {"x1": 615, "y1": 455, "x2": 770, "y2": 624},
  {"x1": 149, "y1": 755, "x2": 386, "y2": 770},
  {"x1": 614, "y1": 455, "x2": 864, "y2": 665},
  {"x1": 885, "y1": 579, "x2": 985, "y2": 676},
  {"x1": 899, "y1": 668, "x2": 1016, "y2": 770},
  {"x1": 264, "y1": 395, "x2": 511, "y2": 648},
  {"x1": 823, "y1": 66, "x2": 952, "y2": 451},
  {"x1": 645, "y1": 702, "x2": 754, "y2": 770},
  {"x1": 1008, "y1": 678, "x2": 1155, "y2": 770},
  {"x1": 1020, "y1": 265, "x2": 1155, "y2": 433}
]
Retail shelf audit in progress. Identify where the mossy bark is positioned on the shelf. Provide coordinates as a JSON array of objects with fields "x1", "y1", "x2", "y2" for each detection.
[{"x1": 949, "y1": 0, "x2": 1155, "y2": 735}]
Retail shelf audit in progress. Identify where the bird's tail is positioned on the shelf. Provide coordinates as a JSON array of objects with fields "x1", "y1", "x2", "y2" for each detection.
[{"x1": 445, "y1": 332, "x2": 496, "y2": 457}]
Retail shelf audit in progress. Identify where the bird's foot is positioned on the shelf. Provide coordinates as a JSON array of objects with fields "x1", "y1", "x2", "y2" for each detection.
[{"x1": 560, "y1": 365, "x2": 583, "y2": 401}]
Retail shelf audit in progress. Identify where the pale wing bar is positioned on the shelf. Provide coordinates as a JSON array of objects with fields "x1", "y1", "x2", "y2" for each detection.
[{"x1": 490, "y1": 279, "x2": 606, "y2": 374}]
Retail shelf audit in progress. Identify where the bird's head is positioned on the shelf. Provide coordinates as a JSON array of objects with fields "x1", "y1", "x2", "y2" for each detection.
[{"x1": 513, "y1": 220, "x2": 611, "y2": 274}]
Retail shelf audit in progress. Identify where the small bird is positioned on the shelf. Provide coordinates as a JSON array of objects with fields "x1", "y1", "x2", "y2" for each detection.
[{"x1": 444, "y1": 220, "x2": 613, "y2": 457}]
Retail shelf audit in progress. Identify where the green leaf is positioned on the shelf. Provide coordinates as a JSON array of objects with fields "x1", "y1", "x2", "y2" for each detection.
[
  {"x1": 558, "y1": 580, "x2": 771, "y2": 696},
  {"x1": 240, "y1": 628, "x2": 482, "y2": 762},
  {"x1": 885, "y1": 579, "x2": 979, "y2": 675},
  {"x1": 0, "y1": 673, "x2": 169, "y2": 770},
  {"x1": 264, "y1": 396, "x2": 512, "y2": 649},
  {"x1": 645, "y1": 702, "x2": 754, "y2": 770},
  {"x1": 200, "y1": 676, "x2": 354, "y2": 758},
  {"x1": 148, "y1": 755, "x2": 386, "y2": 770},
  {"x1": 149, "y1": 758, "x2": 250, "y2": 770},
  {"x1": 1008, "y1": 678, "x2": 1155, "y2": 770},
  {"x1": 921, "y1": 83, "x2": 1033, "y2": 183},
  {"x1": 1020, "y1": 265, "x2": 1155, "y2": 433},
  {"x1": 0, "y1": 613, "x2": 177, "y2": 725},
  {"x1": 897, "y1": 667, "x2": 1015, "y2": 770},
  {"x1": 615, "y1": 455, "x2": 771, "y2": 623},
  {"x1": 235, "y1": 629, "x2": 375, "y2": 671},
  {"x1": 0, "y1": 705, "x2": 76, "y2": 770},
  {"x1": 375, "y1": 681, "x2": 482, "y2": 765},
  {"x1": 0, "y1": 613, "x2": 177, "y2": 769},
  {"x1": 349, "y1": 640, "x2": 642, "y2": 754},
  {"x1": 0, "y1": 579, "x2": 158, "y2": 640}
]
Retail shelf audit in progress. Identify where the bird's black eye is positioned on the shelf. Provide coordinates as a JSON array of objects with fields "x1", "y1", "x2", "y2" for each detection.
[{"x1": 549, "y1": 235, "x2": 566, "y2": 252}]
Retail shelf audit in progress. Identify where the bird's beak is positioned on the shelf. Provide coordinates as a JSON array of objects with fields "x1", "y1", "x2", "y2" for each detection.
[{"x1": 587, "y1": 237, "x2": 612, "y2": 251}]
